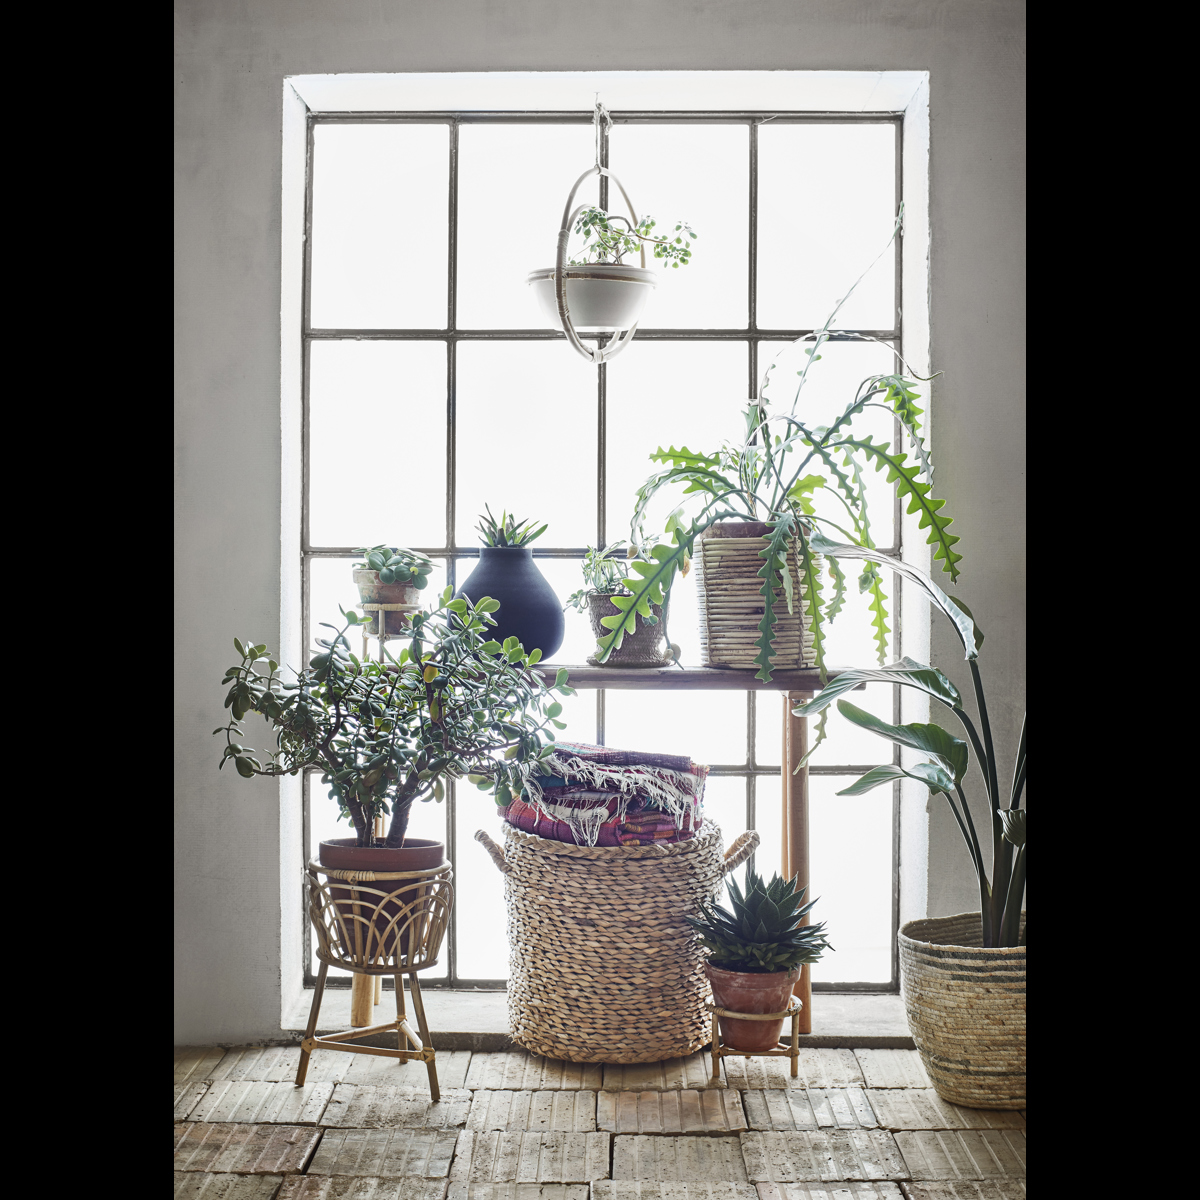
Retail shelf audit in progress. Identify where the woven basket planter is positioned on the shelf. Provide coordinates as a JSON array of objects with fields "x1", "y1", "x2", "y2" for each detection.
[
  {"x1": 585, "y1": 594, "x2": 672, "y2": 667},
  {"x1": 899, "y1": 912, "x2": 1026, "y2": 1110},
  {"x1": 694, "y1": 522, "x2": 816, "y2": 670},
  {"x1": 476, "y1": 822, "x2": 757, "y2": 1063}
]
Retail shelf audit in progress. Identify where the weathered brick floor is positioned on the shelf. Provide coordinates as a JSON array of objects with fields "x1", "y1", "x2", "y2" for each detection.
[{"x1": 175, "y1": 1045, "x2": 1026, "y2": 1199}]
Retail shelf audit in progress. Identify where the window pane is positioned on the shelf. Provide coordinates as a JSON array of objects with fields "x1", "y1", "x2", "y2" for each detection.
[
  {"x1": 808, "y1": 776, "x2": 892, "y2": 983},
  {"x1": 756, "y1": 682, "x2": 896, "y2": 769},
  {"x1": 759, "y1": 338, "x2": 898, "y2": 550},
  {"x1": 455, "y1": 342, "x2": 596, "y2": 546},
  {"x1": 605, "y1": 340, "x2": 748, "y2": 542},
  {"x1": 608, "y1": 124, "x2": 749, "y2": 329},
  {"x1": 457, "y1": 125, "x2": 597, "y2": 329},
  {"x1": 309, "y1": 341, "x2": 447, "y2": 548},
  {"x1": 754, "y1": 772, "x2": 784, "y2": 880},
  {"x1": 310, "y1": 124, "x2": 449, "y2": 329},
  {"x1": 604, "y1": 689, "x2": 746, "y2": 766},
  {"x1": 757, "y1": 124, "x2": 896, "y2": 331}
]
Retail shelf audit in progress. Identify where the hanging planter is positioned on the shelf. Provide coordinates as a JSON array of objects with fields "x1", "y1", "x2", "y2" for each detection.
[{"x1": 527, "y1": 262, "x2": 657, "y2": 334}]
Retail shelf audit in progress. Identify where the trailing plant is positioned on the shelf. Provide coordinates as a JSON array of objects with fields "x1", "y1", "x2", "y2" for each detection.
[
  {"x1": 476, "y1": 505, "x2": 548, "y2": 548},
  {"x1": 569, "y1": 206, "x2": 697, "y2": 269},
  {"x1": 563, "y1": 539, "x2": 663, "y2": 612},
  {"x1": 354, "y1": 545, "x2": 434, "y2": 589},
  {"x1": 792, "y1": 542, "x2": 1026, "y2": 948},
  {"x1": 593, "y1": 211, "x2": 958, "y2": 692},
  {"x1": 216, "y1": 588, "x2": 574, "y2": 848},
  {"x1": 686, "y1": 869, "x2": 831, "y2": 973}
]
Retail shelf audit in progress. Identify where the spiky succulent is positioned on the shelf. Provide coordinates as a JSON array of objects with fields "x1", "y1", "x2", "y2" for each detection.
[{"x1": 686, "y1": 869, "x2": 831, "y2": 973}]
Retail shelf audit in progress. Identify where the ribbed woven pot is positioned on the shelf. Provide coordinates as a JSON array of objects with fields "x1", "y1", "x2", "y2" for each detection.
[
  {"x1": 899, "y1": 912, "x2": 1026, "y2": 1110},
  {"x1": 476, "y1": 822, "x2": 757, "y2": 1063}
]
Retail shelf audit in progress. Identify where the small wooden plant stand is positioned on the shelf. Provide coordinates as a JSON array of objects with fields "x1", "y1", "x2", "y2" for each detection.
[
  {"x1": 296, "y1": 859, "x2": 453, "y2": 1102},
  {"x1": 706, "y1": 994, "x2": 804, "y2": 1084}
]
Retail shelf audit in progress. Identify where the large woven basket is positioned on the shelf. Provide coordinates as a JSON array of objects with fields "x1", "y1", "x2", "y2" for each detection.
[
  {"x1": 476, "y1": 822, "x2": 757, "y2": 1063},
  {"x1": 694, "y1": 524, "x2": 816, "y2": 670},
  {"x1": 899, "y1": 912, "x2": 1027, "y2": 1110}
]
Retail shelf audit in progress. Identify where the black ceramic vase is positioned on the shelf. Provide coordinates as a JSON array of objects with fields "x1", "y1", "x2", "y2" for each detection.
[{"x1": 455, "y1": 546, "x2": 565, "y2": 660}]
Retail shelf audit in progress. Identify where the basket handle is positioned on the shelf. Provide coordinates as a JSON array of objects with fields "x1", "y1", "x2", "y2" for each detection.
[
  {"x1": 474, "y1": 829, "x2": 511, "y2": 874},
  {"x1": 722, "y1": 830, "x2": 761, "y2": 876}
]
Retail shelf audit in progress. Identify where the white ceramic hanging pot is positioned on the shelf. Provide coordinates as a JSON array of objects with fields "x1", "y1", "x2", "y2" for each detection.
[{"x1": 526, "y1": 263, "x2": 657, "y2": 333}]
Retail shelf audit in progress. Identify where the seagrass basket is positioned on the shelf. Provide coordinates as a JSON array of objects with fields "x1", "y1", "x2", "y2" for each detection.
[
  {"x1": 694, "y1": 524, "x2": 816, "y2": 670},
  {"x1": 899, "y1": 912, "x2": 1027, "y2": 1109},
  {"x1": 475, "y1": 822, "x2": 758, "y2": 1063}
]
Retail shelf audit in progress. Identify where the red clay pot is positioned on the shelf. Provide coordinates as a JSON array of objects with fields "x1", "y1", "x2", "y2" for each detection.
[
  {"x1": 318, "y1": 838, "x2": 447, "y2": 960},
  {"x1": 705, "y1": 962, "x2": 801, "y2": 1052}
]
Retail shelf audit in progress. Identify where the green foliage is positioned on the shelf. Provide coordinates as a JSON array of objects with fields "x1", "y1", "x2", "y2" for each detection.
[
  {"x1": 793, "y1": 552, "x2": 1026, "y2": 949},
  {"x1": 685, "y1": 869, "x2": 831, "y2": 974},
  {"x1": 353, "y1": 546, "x2": 433, "y2": 589},
  {"x1": 476, "y1": 505, "x2": 548, "y2": 548},
  {"x1": 564, "y1": 539, "x2": 662, "y2": 612},
  {"x1": 568, "y1": 207, "x2": 697, "y2": 269},
  {"x1": 216, "y1": 590, "x2": 574, "y2": 848}
]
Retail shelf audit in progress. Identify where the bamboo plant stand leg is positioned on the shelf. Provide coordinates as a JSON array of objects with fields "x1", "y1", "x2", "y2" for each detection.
[
  {"x1": 406, "y1": 972, "x2": 439, "y2": 1103},
  {"x1": 783, "y1": 690, "x2": 813, "y2": 1035},
  {"x1": 706, "y1": 996, "x2": 804, "y2": 1084},
  {"x1": 295, "y1": 962, "x2": 329, "y2": 1086}
]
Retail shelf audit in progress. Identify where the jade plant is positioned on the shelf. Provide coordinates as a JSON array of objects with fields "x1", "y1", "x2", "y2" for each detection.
[
  {"x1": 476, "y1": 505, "x2": 547, "y2": 548},
  {"x1": 686, "y1": 869, "x2": 831, "y2": 973},
  {"x1": 792, "y1": 545, "x2": 1026, "y2": 948},
  {"x1": 216, "y1": 588, "x2": 574, "y2": 847},
  {"x1": 593, "y1": 212, "x2": 958, "y2": 691},
  {"x1": 569, "y1": 206, "x2": 697, "y2": 269},
  {"x1": 354, "y1": 545, "x2": 433, "y2": 589}
]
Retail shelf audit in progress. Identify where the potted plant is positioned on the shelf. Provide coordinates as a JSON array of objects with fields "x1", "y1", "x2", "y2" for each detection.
[
  {"x1": 686, "y1": 869, "x2": 830, "y2": 1052},
  {"x1": 217, "y1": 586, "x2": 573, "y2": 874},
  {"x1": 594, "y1": 218, "x2": 960, "y2": 686},
  {"x1": 792, "y1": 542, "x2": 1026, "y2": 1108},
  {"x1": 527, "y1": 205, "x2": 698, "y2": 333},
  {"x1": 565, "y1": 541, "x2": 677, "y2": 667},
  {"x1": 352, "y1": 544, "x2": 434, "y2": 635},
  {"x1": 455, "y1": 506, "x2": 565, "y2": 660}
]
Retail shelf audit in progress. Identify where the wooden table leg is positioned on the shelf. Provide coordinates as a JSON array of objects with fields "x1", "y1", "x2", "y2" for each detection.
[
  {"x1": 784, "y1": 690, "x2": 813, "y2": 1035},
  {"x1": 350, "y1": 972, "x2": 374, "y2": 1027}
]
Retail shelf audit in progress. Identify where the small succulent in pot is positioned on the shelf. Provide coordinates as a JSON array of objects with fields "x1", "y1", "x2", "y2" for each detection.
[
  {"x1": 354, "y1": 545, "x2": 434, "y2": 588},
  {"x1": 476, "y1": 505, "x2": 547, "y2": 548}
]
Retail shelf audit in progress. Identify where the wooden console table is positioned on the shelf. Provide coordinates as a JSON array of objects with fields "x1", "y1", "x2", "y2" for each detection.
[{"x1": 533, "y1": 665, "x2": 824, "y2": 1034}]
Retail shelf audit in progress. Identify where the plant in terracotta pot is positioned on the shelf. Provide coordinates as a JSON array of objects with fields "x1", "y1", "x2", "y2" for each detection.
[
  {"x1": 217, "y1": 587, "x2": 574, "y2": 872},
  {"x1": 352, "y1": 545, "x2": 434, "y2": 635},
  {"x1": 793, "y1": 543, "x2": 1026, "y2": 1107},
  {"x1": 455, "y1": 507, "x2": 565, "y2": 660},
  {"x1": 565, "y1": 540, "x2": 678, "y2": 668},
  {"x1": 686, "y1": 870, "x2": 830, "y2": 1052}
]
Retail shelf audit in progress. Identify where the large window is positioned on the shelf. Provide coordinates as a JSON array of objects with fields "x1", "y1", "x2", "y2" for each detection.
[{"x1": 299, "y1": 104, "x2": 907, "y2": 991}]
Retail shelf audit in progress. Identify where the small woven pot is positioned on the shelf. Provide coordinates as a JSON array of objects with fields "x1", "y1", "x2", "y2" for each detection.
[
  {"x1": 476, "y1": 822, "x2": 758, "y2": 1063},
  {"x1": 585, "y1": 594, "x2": 672, "y2": 667},
  {"x1": 899, "y1": 912, "x2": 1027, "y2": 1110},
  {"x1": 694, "y1": 522, "x2": 815, "y2": 671}
]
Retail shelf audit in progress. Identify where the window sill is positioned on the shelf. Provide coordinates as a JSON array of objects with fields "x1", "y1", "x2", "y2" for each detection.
[{"x1": 282, "y1": 988, "x2": 914, "y2": 1050}]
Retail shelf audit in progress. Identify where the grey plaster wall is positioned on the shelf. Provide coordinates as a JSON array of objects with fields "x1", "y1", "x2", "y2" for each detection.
[{"x1": 175, "y1": 0, "x2": 1025, "y2": 1043}]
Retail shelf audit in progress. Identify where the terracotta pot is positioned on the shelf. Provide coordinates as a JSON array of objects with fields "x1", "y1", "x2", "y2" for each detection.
[
  {"x1": 526, "y1": 263, "x2": 657, "y2": 332},
  {"x1": 352, "y1": 570, "x2": 420, "y2": 635},
  {"x1": 585, "y1": 593, "x2": 673, "y2": 667},
  {"x1": 705, "y1": 961, "x2": 800, "y2": 1052},
  {"x1": 318, "y1": 837, "x2": 447, "y2": 960}
]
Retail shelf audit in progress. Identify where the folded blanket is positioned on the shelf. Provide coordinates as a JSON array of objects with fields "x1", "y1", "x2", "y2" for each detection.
[{"x1": 502, "y1": 794, "x2": 702, "y2": 847}]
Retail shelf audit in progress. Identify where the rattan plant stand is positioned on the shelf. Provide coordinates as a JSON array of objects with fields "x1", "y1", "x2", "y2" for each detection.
[
  {"x1": 705, "y1": 995, "x2": 804, "y2": 1084},
  {"x1": 296, "y1": 859, "x2": 453, "y2": 1101},
  {"x1": 476, "y1": 822, "x2": 758, "y2": 1064}
]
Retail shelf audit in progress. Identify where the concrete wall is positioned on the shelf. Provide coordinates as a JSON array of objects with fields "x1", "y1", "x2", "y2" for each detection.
[{"x1": 175, "y1": 0, "x2": 1026, "y2": 1043}]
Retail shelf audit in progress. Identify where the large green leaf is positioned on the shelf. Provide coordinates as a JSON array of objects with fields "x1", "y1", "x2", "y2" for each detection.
[
  {"x1": 836, "y1": 699, "x2": 969, "y2": 782},
  {"x1": 835, "y1": 760, "x2": 955, "y2": 797},
  {"x1": 806, "y1": 535, "x2": 980, "y2": 660},
  {"x1": 752, "y1": 516, "x2": 798, "y2": 682},
  {"x1": 791, "y1": 657, "x2": 962, "y2": 719}
]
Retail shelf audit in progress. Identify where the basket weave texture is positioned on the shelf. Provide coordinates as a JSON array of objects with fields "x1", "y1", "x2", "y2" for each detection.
[
  {"x1": 899, "y1": 912, "x2": 1026, "y2": 1110},
  {"x1": 694, "y1": 535, "x2": 816, "y2": 670},
  {"x1": 478, "y1": 822, "x2": 755, "y2": 1063}
]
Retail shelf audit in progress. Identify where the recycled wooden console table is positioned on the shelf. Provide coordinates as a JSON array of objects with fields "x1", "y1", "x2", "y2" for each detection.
[{"x1": 533, "y1": 663, "x2": 824, "y2": 1034}]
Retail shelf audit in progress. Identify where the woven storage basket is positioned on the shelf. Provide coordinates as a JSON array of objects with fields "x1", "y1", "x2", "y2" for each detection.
[
  {"x1": 476, "y1": 822, "x2": 757, "y2": 1063},
  {"x1": 694, "y1": 525, "x2": 816, "y2": 670},
  {"x1": 899, "y1": 912, "x2": 1026, "y2": 1110}
]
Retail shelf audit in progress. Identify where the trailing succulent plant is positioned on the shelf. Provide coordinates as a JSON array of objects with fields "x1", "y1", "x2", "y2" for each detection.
[
  {"x1": 563, "y1": 539, "x2": 664, "y2": 612},
  {"x1": 354, "y1": 545, "x2": 434, "y2": 589},
  {"x1": 476, "y1": 505, "x2": 548, "y2": 549},
  {"x1": 686, "y1": 869, "x2": 831, "y2": 974}
]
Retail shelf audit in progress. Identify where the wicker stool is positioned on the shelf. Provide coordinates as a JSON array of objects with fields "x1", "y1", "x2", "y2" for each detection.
[
  {"x1": 296, "y1": 859, "x2": 453, "y2": 1100},
  {"x1": 476, "y1": 822, "x2": 758, "y2": 1063}
]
